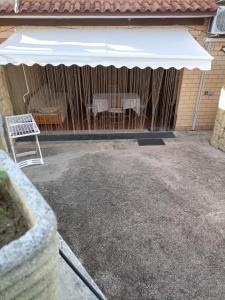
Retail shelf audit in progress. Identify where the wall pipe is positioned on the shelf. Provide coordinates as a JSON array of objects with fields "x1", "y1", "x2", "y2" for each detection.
[{"x1": 192, "y1": 40, "x2": 212, "y2": 130}]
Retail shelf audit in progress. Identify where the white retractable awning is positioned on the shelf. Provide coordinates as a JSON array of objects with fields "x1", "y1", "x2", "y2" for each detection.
[{"x1": 0, "y1": 27, "x2": 213, "y2": 70}]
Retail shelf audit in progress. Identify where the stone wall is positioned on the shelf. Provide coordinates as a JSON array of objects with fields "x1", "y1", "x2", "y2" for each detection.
[{"x1": 211, "y1": 86, "x2": 225, "y2": 151}]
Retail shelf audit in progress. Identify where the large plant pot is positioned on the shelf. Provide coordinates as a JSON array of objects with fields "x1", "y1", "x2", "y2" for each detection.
[{"x1": 0, "y1": 150, "x2": 59, "y2": 300}]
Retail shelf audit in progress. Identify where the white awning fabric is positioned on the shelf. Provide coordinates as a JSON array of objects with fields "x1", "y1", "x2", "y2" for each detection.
[{"x1": 0, "y1": 27, "x2": 213, "y2": 70}]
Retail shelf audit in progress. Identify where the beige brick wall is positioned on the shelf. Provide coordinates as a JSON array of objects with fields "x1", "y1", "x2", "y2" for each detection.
[
  {"x1": 0, "y1": 66, "x2": 13, "y2": 115},
  {"x1": 196, "y1": 42, "x2": 225, "y2": 129},
  {"x1": 0, "y1": 24, "x2": 225, "y2": 130},
  {"x1": 176, "y1": 68, "x2": 202, "y2": 130},
  {"x1": 176, "y1": 22, "x2": 225, "y2": 130},
  {"x1": 0, "y1": 26, "x2": 14, "y2": 116},
  {"x1": 176, "y1": 23, "x2": 207, "y2": 130},
  {"x1": 0, "y1": 26, "x2": 14, "y2": 43}
]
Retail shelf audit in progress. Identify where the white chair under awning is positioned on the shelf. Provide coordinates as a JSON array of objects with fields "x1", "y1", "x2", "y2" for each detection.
[{"x1": 0, "y1": 27, "x2": 213, "y2": 70}]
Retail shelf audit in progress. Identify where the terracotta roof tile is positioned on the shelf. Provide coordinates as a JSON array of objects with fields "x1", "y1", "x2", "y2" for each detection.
[{"x1": 0, "y1": 0, "x2": 218, "y2": 16}]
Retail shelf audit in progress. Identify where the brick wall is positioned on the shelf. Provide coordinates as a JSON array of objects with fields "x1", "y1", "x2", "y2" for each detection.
[
  {"x1": 0, "y1": 26, "x2": 14, "y2": 43},
  {"x1": 0, "y1": 66, "x2": 13, "y2": 115},
  {"x1": 176, "y1": 22, "x2": 225, "y2": 130},
  {"x1": 0, "y1": 26, "x2": 14, "y2": 116},
  {"x1": 176, "y1": 68, "x2": 202, "y2": 130},
  {"x1": 196, "y1": 42, "x2": 225, "y2": 129}
]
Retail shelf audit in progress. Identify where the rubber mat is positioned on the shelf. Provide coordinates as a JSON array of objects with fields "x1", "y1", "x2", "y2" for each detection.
[{"x1": 137, "y1": 138, "x2": 165, "y2": 146}]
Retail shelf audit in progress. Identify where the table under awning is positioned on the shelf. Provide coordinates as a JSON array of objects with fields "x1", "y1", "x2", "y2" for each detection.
[{"x1": 0, "y1": 27, "x2": 213, "y2": 70}]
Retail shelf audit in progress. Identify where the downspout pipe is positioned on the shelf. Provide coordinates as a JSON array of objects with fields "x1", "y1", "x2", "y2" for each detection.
[
  {"x1": 192, "y1": 40, "x2": 212, "y2": 130},
  {"x1": 192, "y1": 70, "x2": 206, "y2": 130}
]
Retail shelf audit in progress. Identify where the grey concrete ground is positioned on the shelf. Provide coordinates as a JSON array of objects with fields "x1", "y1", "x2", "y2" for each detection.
[{"x1": 21, "y1": 131, "x2": 225, "y2": 300}]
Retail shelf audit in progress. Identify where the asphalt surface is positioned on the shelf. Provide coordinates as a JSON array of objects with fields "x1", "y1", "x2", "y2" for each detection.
[{"x1": 23, "y1": 131, "x2": 225, "y2": 300}]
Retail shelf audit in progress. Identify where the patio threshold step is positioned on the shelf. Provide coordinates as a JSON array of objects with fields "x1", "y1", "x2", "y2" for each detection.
[{"x1": 17, "y1": 131, "x2": 176, "y2": 142}]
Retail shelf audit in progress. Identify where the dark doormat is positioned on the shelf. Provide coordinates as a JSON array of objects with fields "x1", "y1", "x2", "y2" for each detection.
[
  {"x1": 17, "y1": 131, "x2": 175, "y2": 142},
  {"x1": 137, "y1": 138, "x2": 165, "y2": 146}
]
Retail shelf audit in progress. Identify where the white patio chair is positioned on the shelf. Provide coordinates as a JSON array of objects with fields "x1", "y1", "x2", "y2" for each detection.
[{"x1": 5, "y1": 114, "x2": 44, "y2": 168}]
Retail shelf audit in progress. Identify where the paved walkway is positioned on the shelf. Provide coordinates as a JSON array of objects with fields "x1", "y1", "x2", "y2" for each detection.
[{"x1": 23, "y1": 132, "x2": 225, "y2": 300}]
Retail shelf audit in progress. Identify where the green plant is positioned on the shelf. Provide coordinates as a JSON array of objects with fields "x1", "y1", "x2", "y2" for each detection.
[
  {"x1": 0, "y1": 170, "x2": 7, "y2": 183},
  {"x1": 0, "y1": 207, "x2": 6, "y2": 217}
]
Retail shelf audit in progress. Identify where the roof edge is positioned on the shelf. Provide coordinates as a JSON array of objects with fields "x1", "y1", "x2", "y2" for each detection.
[{"x1": 0, "y1": 11, "x2": 217, "y2": 18}]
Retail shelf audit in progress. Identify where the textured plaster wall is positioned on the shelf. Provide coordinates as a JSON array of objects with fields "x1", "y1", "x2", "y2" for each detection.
[{"x1": 211, "y1": 86, "x2": 225, "y2": 151}]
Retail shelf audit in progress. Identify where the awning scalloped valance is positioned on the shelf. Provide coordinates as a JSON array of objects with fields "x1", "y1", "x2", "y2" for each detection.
[{"x1": 0, "y1": 27, "x2": 213, "y2": 70}]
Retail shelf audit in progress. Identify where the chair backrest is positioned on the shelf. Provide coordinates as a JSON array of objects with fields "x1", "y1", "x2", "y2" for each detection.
[{"x1": 109, "y1": 95, "x2": 123, "y2": 113}]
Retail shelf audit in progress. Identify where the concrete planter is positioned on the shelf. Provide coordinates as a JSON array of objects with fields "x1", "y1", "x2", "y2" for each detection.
[
  {"x1": 0, "y1": 150, "x2": 59, "y2": 300},
  {"x1": 0, "y1": 114, "x2": 9, "y2": 152}
]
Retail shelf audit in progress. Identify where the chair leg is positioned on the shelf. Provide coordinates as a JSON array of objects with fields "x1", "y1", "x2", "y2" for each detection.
[
  {"x1": 35, "y1": 135, "x2": 44, "y2": 164},
  {"x1": 9, "y1": 137, "x2": 17, "y2": 163}
]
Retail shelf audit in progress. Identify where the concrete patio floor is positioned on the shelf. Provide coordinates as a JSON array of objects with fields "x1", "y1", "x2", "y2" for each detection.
[{"x1": 22, "y1": 131, "x2": 225, "y2": 300}]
